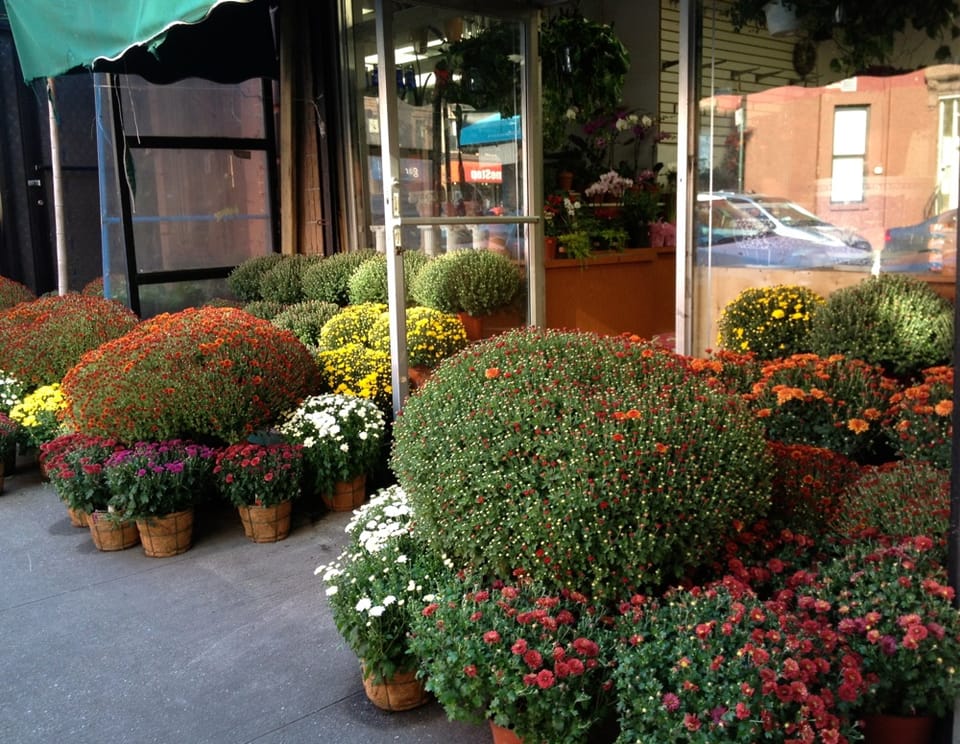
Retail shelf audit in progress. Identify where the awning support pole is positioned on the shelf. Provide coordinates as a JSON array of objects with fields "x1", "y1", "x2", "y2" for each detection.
[{"x1": 46, "y1": 77, "x2": 68, "y2": 295}]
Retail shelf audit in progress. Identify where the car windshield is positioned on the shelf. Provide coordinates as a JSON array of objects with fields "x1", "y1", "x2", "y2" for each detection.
[
  {"x1": 697, "y1": 199, "x2": 770, "y2": 243},
  {"x1": 747, "y1": 198, "x2": 827, "y2": 227}
]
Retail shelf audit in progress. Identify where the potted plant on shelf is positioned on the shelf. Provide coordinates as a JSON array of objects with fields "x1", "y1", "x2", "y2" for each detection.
[
  {"x1": 279, "y1": 393, "x2": 386, "y2": 511},
  {"x1": 41, "y1": 432, "x2": 136, "y2": 550},
  {"x1": 621, "y1": 187, "x2": 661, "y2": 247},
  {"x1": 316, "y1": 485, "x2": 440, "y2": 711},
  {"x1": 104, "y1": 440, "x2": 216, "y2": 557},
  {"x1": 213, "y1": 442, "x2": 304, "y2": 543},
  {"x1": 409, "y1": 575, "x2": 617, "y2": 744}
]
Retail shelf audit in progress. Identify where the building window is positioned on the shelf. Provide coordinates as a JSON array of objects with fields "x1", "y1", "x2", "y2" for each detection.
[{"x1": 831, "y1": 106, "x2": 868, "y2": 203}]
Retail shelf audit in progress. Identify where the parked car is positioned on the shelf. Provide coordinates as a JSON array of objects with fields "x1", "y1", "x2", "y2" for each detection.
[
  {"x1": 881, "y1": 209, "x2": 957, "y2": 273},
  {"x1": 695, "y1": 192, "x2": 873, "y2": 269}
]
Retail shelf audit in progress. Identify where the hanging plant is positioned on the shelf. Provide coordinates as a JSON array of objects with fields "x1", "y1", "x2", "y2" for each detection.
[{"x1": 541, "y1": 11, "x2": 630, "y2": 152}]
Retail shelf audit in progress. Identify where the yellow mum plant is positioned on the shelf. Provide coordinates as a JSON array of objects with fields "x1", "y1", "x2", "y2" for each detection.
[
  {"x1": 717, "y1": 284, "x2": 824, "y2": 360},
  {"x1": 10, "y1": 383, "x2": 67, "y2": 447}
]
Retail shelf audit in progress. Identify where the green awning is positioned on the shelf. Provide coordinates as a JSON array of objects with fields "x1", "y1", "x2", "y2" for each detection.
[{"x1": 5, "y1": 0, "x2": 258, "y2": 81}]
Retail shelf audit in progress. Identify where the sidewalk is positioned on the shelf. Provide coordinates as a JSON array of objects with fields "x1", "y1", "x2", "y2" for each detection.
[{"x1": 0, "y1": 465, "x2": 490, "y2": 744}]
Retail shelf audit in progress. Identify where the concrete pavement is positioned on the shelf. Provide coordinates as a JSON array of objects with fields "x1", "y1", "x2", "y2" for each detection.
[{"x1": 0, "y1": 464, "x2": 490, "y2": 744}]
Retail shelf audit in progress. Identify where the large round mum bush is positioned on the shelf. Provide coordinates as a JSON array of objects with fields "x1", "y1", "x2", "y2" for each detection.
[
  {"x1": 808, "y1": 273, "x2": 953, "y2": 378},
  {"x1": 392, "y1": 328, "x2": 772, "y2": 601},
  {"x1": 0, "y1": 275, "x2": 36, "y2": 310},
  {"x1": 0, "y1": 293, "x2": 139, "y2": 389},
  {"x1": 62, "y1": 306, "x2": 319, "y2": 444},
  {"x1": 302, "y1": 249, "x2": 377, "y2": 306}
]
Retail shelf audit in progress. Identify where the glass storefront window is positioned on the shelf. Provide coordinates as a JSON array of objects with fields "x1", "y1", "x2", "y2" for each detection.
[
  {"x1": 344, "y1": 3, "x2": 531, "y2": 268},
  {"x1": 678, "y1": 0, "x2": 959, "y2": 355}
]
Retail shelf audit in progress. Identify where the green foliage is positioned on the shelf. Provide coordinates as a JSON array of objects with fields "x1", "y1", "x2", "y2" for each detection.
[
  {"x1": 0, "y1": 293, "x2": 139, "y2": 390},
  {"x1": 411, "y1": 251, "x2": 523, "y2": 316},
  {"x1": 272, "y1": 300, "x2": 341, "y2": 348},
  {"x1": 369, "y1": 306, "x2": 468, "y2": 369},
  {"x1": 242, "y1": 299, "x2": 286, "y2": 320},
  {"x1": 302, "y1": 250, "x2": 378, "y2": 306},
  {"x1": 392, "y1": 328, "x2": 772, "y2": 601},
  {"x1": 718, "y1": 285, "x2": 824, "y2": 360},
  {"x1": 808, "y1": 274, "x2": 954, "y2": 378},
  {"x1": 0, "y1": 275, "x2": 36, "y2": 310},
  {"x1": 61, "y1": 307, "x2": 320, "y2": 445},
  {"x1": 409, "y1": 254, "x2": 461, "y2": 313},
  {"x1": 258, "y1": 254, "x2": 322, "y2": 305},
  {"x1": 346, "y1": 250, "x2": 429, "y2": 305},
  {"x1": 226, "y1": 253, "x2": 285, "y2": 301}
]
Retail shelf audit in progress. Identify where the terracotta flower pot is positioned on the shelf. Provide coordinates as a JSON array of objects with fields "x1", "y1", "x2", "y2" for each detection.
[
  {"x1": 489, "y1": 720, "x2": 523, "y2": 744},
  {"x1": 408, "y1": 365, "x2": 434, "y2": 390},
  {"x1": 136, "y1": 508, "x2": 194, "y2": 558},
  {"x1": 862, "y1": 714, "x2": 935, "y2": 744},
  {"x1": 237, "y1": 501, "x2": 293, "y2": 543},
  {"x1": 322, "y1": 474, "x2": 366, "y2": 512},
  {"x1": 87, "y1": 510, "x2": 140, "y2": 551},
  {"x1": 361, "y1": 664, "x2": 429, "y2": 712}
]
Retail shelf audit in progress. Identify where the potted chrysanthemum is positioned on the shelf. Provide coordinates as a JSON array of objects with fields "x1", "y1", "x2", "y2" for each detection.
[
  {"x1": 279, "y1": 393, "x2": 386, "y2": 511},
  {"x1": 213, "y1": 442, "x2": 304, "y2": 542},
  {"x1": 104, "y1": 440, "x2": 216, "y2": 557},
  {"x1": 317, "y1": 485, "x2": 441, "y2": 710},
  {"x1": 409, "y1": 574, "x2": 617, "y2": 744}
]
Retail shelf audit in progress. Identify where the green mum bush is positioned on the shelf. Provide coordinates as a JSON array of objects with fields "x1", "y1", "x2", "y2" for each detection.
[
  {"x1": 411, "y1": 250, "x2": 523, "y2": 316},
  {"x1": 346, "y1": 250, "x2": 430, "y2": 305},
  {"x1": 717, "y1": 284, "x2": 823, "y2": 360},
  {"x1": 0, "y1": 293, "x2": 139, "y2": 389},
  {"x1": 272, "y1": 300, "x2": 341, "y2": 348},
  {"x1": 61, "y1": 306, "x2": 320, "y2": 444},
  {"x1": 0, "y1": 275, "x2": 35, "y2": 310},
  {"x1": 808, "y1": 273, "x2": 954, "y2": 378},
  {"x1": 226, "y1": 253, "x2": 285, "y2": 301},
  {"x1": 259, "y1": 254, "x2": 322, "y2": 305},
  {"x1": 302, "y1": 250, "x2": 378, "y2": 306},
  {"x1": 242, "y1": 299, "x2": 286, "y2": 321},
  {"x1": 392, "y1": 328, "x2": 772, "y2": 601}
]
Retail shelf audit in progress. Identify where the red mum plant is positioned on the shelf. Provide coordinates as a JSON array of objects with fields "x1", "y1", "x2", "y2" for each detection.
[
  {"x1": 213, "y1": 442, "x2": 304, "y2": 508},
  {"x1": 833, "y1": 460, "x2": 951, "y2": 561},
  {"x1": 886, "y1": 365, "x2": 952, "y2": 470},
  {"x1": 0, "y1": 293, "x2": 138, "y2": 389},
  {"x1": 744, "y1": 353, "x2": 899, "y2": 464},
  {"x1": 61, "y1": 306, "x2": 319, "y2": 444},
  {"x1": 40, "y1": 433, "x2": 125, "y2": 515},
  {"x1": 614, "y1": 576, "x2": 867, "y2": 743},
  {"x1": 0, "y1": 275, "x2": 35, "y2": 310},
  {"x1": 765, "y1": 441, "x2": 861, "y2": 536},
  {"x1": 409, "y1": 576, "x2": 616, "y2": 744},
  {"x1": 805, "y1": 538, "x2": 960, "y2": 718}
]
